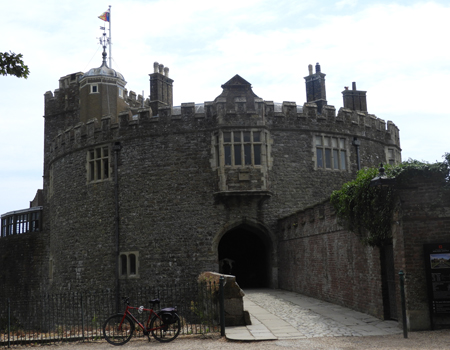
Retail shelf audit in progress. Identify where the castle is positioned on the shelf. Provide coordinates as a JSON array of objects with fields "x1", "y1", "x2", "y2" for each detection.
[{"x1": 1, "y1": 51, "x2": 401, "y2": 297}]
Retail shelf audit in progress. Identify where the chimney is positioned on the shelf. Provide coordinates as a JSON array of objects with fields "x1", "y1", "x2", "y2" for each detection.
[
  {"x1": 342, "y1": 82, "x2": 367, "y2": 112},
  {"x1": 149, "y1": 62, "x2": 174, "y2": 115},
  {"x1": 304, "y1": 63, "x2": 327, "y2": 113}
]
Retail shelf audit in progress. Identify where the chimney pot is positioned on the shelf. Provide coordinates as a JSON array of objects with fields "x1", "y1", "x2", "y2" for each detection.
[{"x1": 315, "y1": 63, "x2": 321, "y2": 73}]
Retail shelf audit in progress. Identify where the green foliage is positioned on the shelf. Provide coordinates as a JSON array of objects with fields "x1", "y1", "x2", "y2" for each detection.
[
  {"x1": 0, "y1": 51, "x2": 30, "y2": 78},
  {"x1": 330, "y1": 153, "x2": 449, "y2": 247},
  {"x1": 330, "y1": 167, "x2": 395, "y2": 247}
]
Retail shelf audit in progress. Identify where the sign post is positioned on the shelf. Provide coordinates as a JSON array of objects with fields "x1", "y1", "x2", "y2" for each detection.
[{"x1": 423, "y1": 243, "x2": 450, "y2": 329}]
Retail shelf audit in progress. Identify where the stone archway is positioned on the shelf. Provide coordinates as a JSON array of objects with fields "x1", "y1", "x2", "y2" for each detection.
[{"x1": 218, "y1": 225, "x2": 271, "y2": 288}]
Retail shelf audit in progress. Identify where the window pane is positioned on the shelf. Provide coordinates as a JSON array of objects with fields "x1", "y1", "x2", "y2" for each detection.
[
  {"x1": 331, "y1": 137, "x2": 338, "y2": 148},
  {"x1": 315, "y1": 136, "x2": 322, "y2": 146},
  {"x1": 234, "y1": 132, "x2": 241, "y2": 142},
  {"x1": 90, "y1": 162, "x2": 95, "y2": 181},
  {"x1": 103, "y1": 147, "x2": 108, "y2": 157},
  {"x1": 223, "y1": 132, "x2": 231, "y2": 143},
  {"x1": 388, "y1": 149, "x2": 394, "y2": 158},
  {"x1": 389, "y1": 159, "x2": 395, "y2": 165},
  {"x1": 120, "y1": 255, "x2": 127, "y2": 276},
  {"x1": 103, "y1": 159, "x2": 109, "y2": 179},
  {"x1": 340, "y1": 150, "x2": 346, "y2": 170},
  {"x1": 325, "y1": 149, "x2": 332, "y2": 168},
  {"x1": 215, "y1": 145, "x2": 219, "y2": 167},
  {"x1": 96, "y1": 148, "x2": 101, "y2": 158},
  {"x1": 244, "y1": 145, "x2": 251, "y2": 165},
  {"x1": 234, "y1": 145, "x2": 242, "y2": 166},
  {"x1": 129, "y1": 254, "x2": 136, "y2": 275},
  {"x1": 333, "y1": 149, "x2": 339, "y2": 169},
  {"x1": 317, "y1": 148, "x2": 323, "y2": 168},
  {"x1": 253, "y1": 132, "x2": 261, "y2": 142},
  {"x1": 339, "y1": 138, "x2": 345, "y2": 148},
  {"x1": 243, "y1": 132, "x2": 251, "y2": 142},
  {"x1": 324, "y1": 137, "x2": 330, "y2": 147},
  {"x1": 224, "y1": 145, "x2": 232, "y2": 165},
  {"x1": 96, "y1": 159, "x2": 101, "y2": 180},
  {"x1": 254, "y1": 145, "x2": 261, "y2": 165},
  {"x1": 90, "y1": 150, "x2": 95, "y2": 160}
]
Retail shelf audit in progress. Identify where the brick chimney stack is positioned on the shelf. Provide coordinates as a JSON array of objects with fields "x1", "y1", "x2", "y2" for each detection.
[
  {"x1": 342, "y1": 82, "x2": 367, "y2": 112},
  {"x1": 304, "y1": 63, "x2": 327, "y2": 114}
]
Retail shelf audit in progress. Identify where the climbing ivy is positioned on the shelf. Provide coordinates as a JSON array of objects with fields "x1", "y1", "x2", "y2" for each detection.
[{"x1": 330, "y1": 153, "x2": 449, "y2": 247}]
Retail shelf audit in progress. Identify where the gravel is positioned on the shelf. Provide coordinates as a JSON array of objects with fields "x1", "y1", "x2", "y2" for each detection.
[{"x1": 10, "y1": 329, "x2": 450, "y2": 350}]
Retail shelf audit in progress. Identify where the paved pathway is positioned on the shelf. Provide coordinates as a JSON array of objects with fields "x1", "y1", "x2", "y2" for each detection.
[{"x1": 226, "y1": 289, "x2": 402, "y2": 341}]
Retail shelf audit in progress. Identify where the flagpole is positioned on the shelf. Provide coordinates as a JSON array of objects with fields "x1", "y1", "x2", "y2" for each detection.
[{"x1": 108, "y1": 5, "x2": 112, "y2": 68}]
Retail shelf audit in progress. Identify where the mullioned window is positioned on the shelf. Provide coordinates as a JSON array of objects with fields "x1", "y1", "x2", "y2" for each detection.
[
  {"x1": 315, "y1": 135, "x2": 347, "y2": 171},
  {"x1": 87, "y1": 146, "x2": 110, "y2": 182}
]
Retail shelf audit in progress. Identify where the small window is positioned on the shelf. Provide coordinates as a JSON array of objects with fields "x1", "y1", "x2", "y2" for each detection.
[
  {"x1": 387, "y1": 148, "x2": 397, "y2": 165},
  {"x1": 87, "y1": 146, "x2": 110, "y2": 182},
  {"x1": 119, "y1": 252, "x2": 139, "y2": 278},
  {"x1": 316, "y1": 135, "x2": 347, "y2": 171},
  {"x1": 90, "y1": 84, "x2": 99, "y2": 93}
]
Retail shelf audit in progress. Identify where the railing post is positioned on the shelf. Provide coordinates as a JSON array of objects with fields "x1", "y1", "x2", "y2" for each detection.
[
  {"x1": 7, "y1": 298, "x2": 11, "y2": 348},
  {"x1": 219, "y1": 275, "x2": 225, "y2": 336},
  {"x1": 81, "y1": 293, "x2": 85, "y2": 342},
  {"x1": 399, "y1": 270, "x2": 408, "y2": 338}
]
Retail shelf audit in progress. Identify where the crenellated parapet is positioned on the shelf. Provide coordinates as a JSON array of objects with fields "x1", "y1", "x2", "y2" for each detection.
[{"x1": 48, "y1": 94, "x2": 401, "y2": 164}]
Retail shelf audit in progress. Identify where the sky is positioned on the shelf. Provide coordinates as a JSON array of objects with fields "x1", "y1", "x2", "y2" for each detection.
[{"x1": 1, "y1": 0, "x2": 449, "y2": 215}]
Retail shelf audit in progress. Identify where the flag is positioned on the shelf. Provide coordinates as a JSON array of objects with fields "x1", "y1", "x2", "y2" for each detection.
[{"x1": 98, "y1": 11, "x2": 110, "y2": 22}]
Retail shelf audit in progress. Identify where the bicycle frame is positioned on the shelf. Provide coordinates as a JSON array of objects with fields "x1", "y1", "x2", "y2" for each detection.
[{"x1": 119, "y1": 304, "x2": 164, "y2": 333}]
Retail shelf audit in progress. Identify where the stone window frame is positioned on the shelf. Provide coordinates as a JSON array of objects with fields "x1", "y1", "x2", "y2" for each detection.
[
  {"x1": 314, "y1": 135, "x2": 348, "y2": 171},
  {"x1": 386, "y1": 147, "x2": 401, "y2": 166},
  {"x1": 87, "y1": 146, "x2": 111, "y2": 183},
  {"x1": 118, "y1": 87, "x2": 124, "y2": 99},
  {"x1": 119, "y1": 251, "x2": 140, "y2": 279},
  {"x1": 214, "y1": 129, "x2": 269, "y2": 168},
  {"x1": 90, "y1": 84, "x2": 99, "y2": 94}
]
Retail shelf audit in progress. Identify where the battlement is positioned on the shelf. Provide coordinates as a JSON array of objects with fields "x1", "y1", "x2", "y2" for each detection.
[{"x1": 48, "y1": 97, "x2": 400, "y2": 163}]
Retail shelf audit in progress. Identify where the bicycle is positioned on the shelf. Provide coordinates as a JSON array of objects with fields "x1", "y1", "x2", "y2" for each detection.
[{"x1": 103, "y1": 297, "x2": 181, "y2": 345}]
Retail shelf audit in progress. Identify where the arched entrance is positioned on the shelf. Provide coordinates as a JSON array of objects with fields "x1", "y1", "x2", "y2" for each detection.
[{"x1": 218, "y1": 225, "x2": 270, "y2": 288}]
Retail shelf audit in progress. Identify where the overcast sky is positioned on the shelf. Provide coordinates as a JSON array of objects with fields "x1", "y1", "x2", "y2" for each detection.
[{"x1": 1, "y1": 0, "x2": 449, "y2": 215}]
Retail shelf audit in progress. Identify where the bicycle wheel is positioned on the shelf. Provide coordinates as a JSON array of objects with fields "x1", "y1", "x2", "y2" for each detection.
[
  {"x1": 150, "y1": 313, "x2": 181, "y2": 342},
  {"x1": 103, "y1": 314, "x2": 135, "y2": 345}
]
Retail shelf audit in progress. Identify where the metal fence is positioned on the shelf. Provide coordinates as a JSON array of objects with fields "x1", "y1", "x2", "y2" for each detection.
[{"x1": 0, "y1": 282, "x2": 220, "y2": 347}]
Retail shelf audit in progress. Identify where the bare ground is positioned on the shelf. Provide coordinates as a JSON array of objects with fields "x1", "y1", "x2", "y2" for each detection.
[{"x1": 8, "y1": 329, "x2": 450, "y2": 350}]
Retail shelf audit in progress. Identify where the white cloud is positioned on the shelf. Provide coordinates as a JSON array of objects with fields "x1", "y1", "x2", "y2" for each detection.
[{"x1": 0, "y1": 0, "x2": 449, "y2": 214}]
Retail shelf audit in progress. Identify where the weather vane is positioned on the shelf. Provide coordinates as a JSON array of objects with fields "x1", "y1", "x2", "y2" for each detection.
[{"x1": 98, "y1": 5, "x2": 112, "y2": 68}]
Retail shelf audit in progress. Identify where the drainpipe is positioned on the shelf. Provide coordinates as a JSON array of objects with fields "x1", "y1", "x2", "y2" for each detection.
[
  {"x1": 113, "y1": 141, "x2": 122, "y2": 312},
  {"x1": 352, "y1": 137, "x2": 361, "y2": 171}
]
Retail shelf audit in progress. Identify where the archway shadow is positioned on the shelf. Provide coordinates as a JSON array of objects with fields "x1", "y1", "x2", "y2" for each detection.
[{"x1": 218, "y1": 225, "x2": 269, "y2": 288}]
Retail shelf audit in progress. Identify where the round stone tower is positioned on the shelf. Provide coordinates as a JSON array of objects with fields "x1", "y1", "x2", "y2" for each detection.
[{"x1": 42, "y1": 62, "x2": 401, "y2": 293}]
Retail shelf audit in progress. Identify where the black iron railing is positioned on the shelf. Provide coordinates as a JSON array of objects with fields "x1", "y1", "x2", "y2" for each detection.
[{"x1": 0, "y1": 282, "x2": 220, "y2": 347}]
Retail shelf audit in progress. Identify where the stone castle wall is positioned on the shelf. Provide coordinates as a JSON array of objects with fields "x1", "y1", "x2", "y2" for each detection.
[
  {"x1": 393, "y1": 172, "x2": 450, "y2": 330},
  {"x1": 42, "y1": 84, "x2": 399, "y2": 293},
  {"x1": 277, "y1": 201, "x2": 384, "y2": 319}
]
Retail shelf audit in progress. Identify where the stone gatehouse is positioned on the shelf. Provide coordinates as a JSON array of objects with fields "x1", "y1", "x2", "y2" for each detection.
[{"x1": 1, "y1": 53, "x2": 402, "y2": 316}]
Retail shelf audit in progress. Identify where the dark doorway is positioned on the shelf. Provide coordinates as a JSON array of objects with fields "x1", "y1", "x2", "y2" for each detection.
[
  {"x1": 218, "y1": 226, "x2": 269, "y2": 288},
  {"x1": 380, "y1": 244, "x2": 398, "y2": 320}
]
